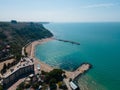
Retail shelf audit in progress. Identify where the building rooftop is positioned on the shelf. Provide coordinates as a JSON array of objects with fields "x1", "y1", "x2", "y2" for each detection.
[
  {"x1": 1, "y1": 57, "x2": 34, "y2": 78},
  {"x1": 70, "y1": 81, "x2": 78, "y2": 90}
]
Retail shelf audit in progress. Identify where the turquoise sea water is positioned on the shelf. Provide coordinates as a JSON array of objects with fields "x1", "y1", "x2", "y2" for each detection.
[{"x1": 35, "y1": 23, "x2": 120, "y2": 90}]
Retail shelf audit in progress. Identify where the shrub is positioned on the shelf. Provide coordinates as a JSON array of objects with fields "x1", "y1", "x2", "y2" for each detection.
[
  {"x1": 45, "y1": 69, "x2": 64, "y2": 84},
  {"x1": 0, "y1": 84, "x2": 3, "y2": 90},
  {"x1": 32, "y1": 83, "x2": 39, "y2": 89}
]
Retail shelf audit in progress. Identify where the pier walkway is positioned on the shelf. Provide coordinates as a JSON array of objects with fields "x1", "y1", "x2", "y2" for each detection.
[
  {"x1": 64, "y1": 63, "x2": 92, "y2": 90},
  {"x1": 70, "y1": 63, "x2": 92, "y2": 80}
]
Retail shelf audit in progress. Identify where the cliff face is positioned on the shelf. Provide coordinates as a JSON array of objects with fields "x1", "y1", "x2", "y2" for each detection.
[{"x1": 0, "y1": 22, "x2": 53, "y2": 61}]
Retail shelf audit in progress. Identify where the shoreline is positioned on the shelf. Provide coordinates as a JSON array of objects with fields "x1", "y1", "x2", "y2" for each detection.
[
  {"x1": 26, "y1": 37, "x2": 91, "y2": 78},
  {"x1": 26, "y1": 37, "x2": 74, "y2": 77},
  {"x1": 27, "y1": 37, "x2": 54, "y2": 72},
  {"x1": 26, "y1": 37, "x2": 92, "y2": 90}
]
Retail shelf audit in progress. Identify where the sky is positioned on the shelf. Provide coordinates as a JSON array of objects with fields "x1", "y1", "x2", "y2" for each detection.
[{"x1": 0, "y1": 0, "x2": 120, "y2": 22}]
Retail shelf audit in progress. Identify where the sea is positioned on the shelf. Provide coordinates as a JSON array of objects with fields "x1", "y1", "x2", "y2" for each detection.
[{"x1": 35, "y1": 22, "x2": 120, "y2": 90}]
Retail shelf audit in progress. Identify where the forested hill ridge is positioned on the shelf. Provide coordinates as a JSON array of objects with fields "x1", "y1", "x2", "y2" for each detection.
[{"x1": 0, "y1": 21, "x2": 53, "y2": 62}]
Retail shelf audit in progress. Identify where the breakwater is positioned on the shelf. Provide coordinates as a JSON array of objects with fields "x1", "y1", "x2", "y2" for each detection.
[
  {"x1": 73, "y1": 63, "x2": 92, "y2": 81},
  {"x1": 53, "y1": 38, "x2": 80, "y2": 45},
  {"x1": 70, "y1": 63, "x2": 92, "y2": 80},
  {"x1": 64, "y1": 63, "x2": 92, "y2": 90}
]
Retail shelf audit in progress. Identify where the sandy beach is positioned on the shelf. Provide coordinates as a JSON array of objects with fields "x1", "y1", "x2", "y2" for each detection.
[
  {"x1": 26, "y1": 37, "x2": 74, "y2": 77},
  {"x1": 26, "y1": 38, "x2": 54, "y2": 73},
  {"x1": 26, "y1": 37, "x2": 90, "y2": 78},
  {"x1": 25, "y1": 37, "x2": 91, "y2": 90}
]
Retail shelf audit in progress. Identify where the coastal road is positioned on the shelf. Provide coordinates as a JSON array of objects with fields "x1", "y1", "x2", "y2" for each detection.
[{"x1": 8, "y1": 78, "x2": 25, "y2": 90}]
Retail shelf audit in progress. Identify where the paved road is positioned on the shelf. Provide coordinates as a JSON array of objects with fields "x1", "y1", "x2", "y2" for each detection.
[{"x1": 8, "y1": 78, "x2": 25, "y2": 90}]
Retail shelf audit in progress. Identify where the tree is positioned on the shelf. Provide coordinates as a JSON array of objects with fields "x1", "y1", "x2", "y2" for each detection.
[
  {"x1": 0, "y1": 84, "x2": 3, "y2": 90},
  {"x1": 49, "y1": 78, "x2": 56, "y2": 85},
  {"x1": 3, "y1": 63, "x2": 7, "y2": 70},
  {"x1": 41, "y1": 70, "x2": 48, "y2": 75},
  {"x1": 69, "y1": 78, "x2": 72, "y2": 82},
  {"x1": 1, "y1": 63, "x2": 7, "y2": 74},
  {"x1": 58, "y1": 82, "x2": 62, "y2": 88},
  {"x1": 45, "y1": 69, "x2": 65, "y2": 84},
  {"x1": 15, "y1": 54, "x2": 21, "y2": 60},
  {"x1": 0, "y1": 33, "x2": 7, "y2": 39},
  {"x1": 50, "y1": 83, "x2": 57, "y2": 90},
  {"x1": 32, "y1": 83, "x2": 39, "y2": 89},
  {"x1": 24, "y1": 83, "x2": 31, "y2": 89},
  {"x1": 25, "y1": 52, "x2": 28, "y2": 57},
  {"x1": 11, "y1": 20, "x2": 17, "y2": 24},
  {"x1": 7, "y1": 63, "x2": 11, "y2": 69},
  {"x1": 16, "y1": 82, "x2": 24, "y2": 90}
]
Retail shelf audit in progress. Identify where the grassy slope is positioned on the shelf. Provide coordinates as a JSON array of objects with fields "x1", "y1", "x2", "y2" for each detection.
[{"x1": 0, "y1": 22, "x2": 53, "y2": 61}]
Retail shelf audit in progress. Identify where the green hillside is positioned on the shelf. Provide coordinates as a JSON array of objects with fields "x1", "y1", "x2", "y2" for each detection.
[{"x1": 0, "y1": 21, "x2": 53, "y2": 61}]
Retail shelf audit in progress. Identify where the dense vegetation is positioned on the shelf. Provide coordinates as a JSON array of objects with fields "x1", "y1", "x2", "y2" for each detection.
[
  {"x1": 45, "y1": 69, "x2": 65, "y2": 84},
  {"x1": 45, "y1": 69, "x2": 66, "y2": 90},
  {"x1": 0, "y1": 84, "x2": 3, "y2": 90},
  {"x1": 0, "y1": 21, "x2": 53, "y2": 62},
  {"x1": 16, "y1": 69, "x2": 67, "y2": 90}
]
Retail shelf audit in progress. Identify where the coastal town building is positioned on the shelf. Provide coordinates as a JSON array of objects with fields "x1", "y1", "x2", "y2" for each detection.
[
  {"x1": 0, "y1": 57, "x2": 34, "y2": 89},
  {"x1": 70, "y1": 81, "x2": 79, "y2": 90}
]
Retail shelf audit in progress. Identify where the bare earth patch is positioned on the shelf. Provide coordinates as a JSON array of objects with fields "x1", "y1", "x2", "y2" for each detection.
[{"x1": 0, "y1": 58, "x2": 15, "y2": 71}]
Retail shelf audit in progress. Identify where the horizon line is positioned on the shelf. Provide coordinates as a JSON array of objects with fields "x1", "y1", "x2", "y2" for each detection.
[{"x1": 0, "y1": 20, "x2": 120, "y2": 23}]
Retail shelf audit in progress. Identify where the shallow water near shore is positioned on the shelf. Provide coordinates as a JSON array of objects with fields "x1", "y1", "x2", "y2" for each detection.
[{"x1": 35, "y1": 22, "x2": 120, "y2": 90}]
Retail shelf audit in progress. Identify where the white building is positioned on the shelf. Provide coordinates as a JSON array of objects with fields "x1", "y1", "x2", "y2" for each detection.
[
  {"x1": 70, "y1": 81, "x2": 79, "y2": 90},
  {"x1": 1, "y1": 57, "x2": 34, "y2": 89}
]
